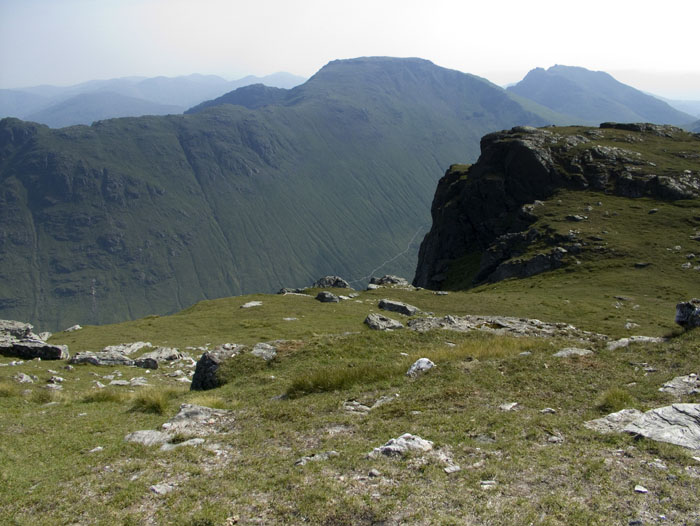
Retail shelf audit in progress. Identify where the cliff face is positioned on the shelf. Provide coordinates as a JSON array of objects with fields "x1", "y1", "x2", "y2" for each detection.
[{"x1": 413, "y1": 123, "x2": 700, "y2": 289}]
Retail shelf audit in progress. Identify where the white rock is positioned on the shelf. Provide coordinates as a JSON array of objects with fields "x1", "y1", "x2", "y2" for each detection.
[
  {"x1": 369, "y1": 433, "x2": 434, "y2": 457},
  {"x1": 64, "y1": 324, "x2": 82, "y2": 332},
  {"x1": 89, "y1": 446, "x2": 104, "y2": 453},
  {"x1": 634, "y1": 485, "x2": 648, "y2": 493},
  {"x1": 584, "y1": 409, "x2": 645, "y2": 434},
  {"x1": 150, "y1": 484, "x2": 175, "y2": 495},
  {"x1": 553, "y1": 347, "x2": 593, "y2": 358},
  {"x1": 240, "y1": 301, "x2": 263, "y2": 309},
  {"x1": 499, "y1": 402, "x2": 518, "y2": 411},
  {"x1": 406, "y1": 358, "x2": 435, "y2": 377}
]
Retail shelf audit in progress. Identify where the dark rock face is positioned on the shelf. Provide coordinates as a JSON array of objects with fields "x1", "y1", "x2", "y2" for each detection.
[
  {"x1": 675, "y1": 299, "x2": 700, "y2": 329},
  {"x1": 414, "y1": 124, "x2": 700, "y2": 289},
  {"x1": 190, "y1": 346, "x2": 242, "y2": 391},
  {"x1": 315, "y1": 291, "x2": 340, "y2": 303},
  {"x1": 0, "y1": 319, "x2": 69, "y2": 360}
]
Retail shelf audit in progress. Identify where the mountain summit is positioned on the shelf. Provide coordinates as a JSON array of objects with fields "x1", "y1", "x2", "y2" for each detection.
[{"x1": 507, "y1": 65, "x2": 695, "y2": 125}]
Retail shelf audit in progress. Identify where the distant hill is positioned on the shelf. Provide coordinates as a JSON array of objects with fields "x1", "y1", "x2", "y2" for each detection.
[
  {"x1": 0, "y1": 57, "x2": 556, "y2": 330},
  {"x1": 25, "y1": 92, "x2": 184, "y2": 128},
  {"x1": 186, "y1": 84, "x2": 289, "y2": 112},
  {"x1": 0, "y1": 72, "x2": 307, "y2": 127},
  {"x1": 657, "y1": 97, "x2": 700, "y2": 118},
  {"x1": 508, "y1": 65, "x2": 695, "y2": 125}
]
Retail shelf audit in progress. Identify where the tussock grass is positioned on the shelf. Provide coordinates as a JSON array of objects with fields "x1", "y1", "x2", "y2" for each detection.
[
  {"x1": 0, "y1": 381, "x2": 20, "y2": 397},
  {"x1": 186, "y1": 394, "x2": 229, "y2": 409},
  {"x1": 129, "y1": 387, "x2": 183, "y2": 415},
  {"x1": 286, "y1": 362, "x2": 405, "y2": 397},
  {"x1": 595, "y1": 387, "x2": 637, "y2": 413}
]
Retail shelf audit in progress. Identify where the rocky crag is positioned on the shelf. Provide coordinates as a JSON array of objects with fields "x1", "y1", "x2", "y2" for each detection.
[{"x1": 414, "y1": 123, "x2": 700, "y2": 290}]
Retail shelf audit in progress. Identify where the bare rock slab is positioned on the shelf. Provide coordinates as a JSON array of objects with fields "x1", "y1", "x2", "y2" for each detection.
[
  {"x1": 378, "y1": 299, "x2": 419, "y2": 316},
  {"x1": 0, "y1": 319, "x2": 69, "y2": 360},
  {"x1": 69, "y1": 350, "x2": 134, "y2": 367},
  {"x1": 659, "y1": 373, "x2": 700, "y2": 398},
  {"x1": 623, "y1": 403, "x2": 700, "y2": 450},
  {"x1": 364, "y1": 313, "x2": 404, "y2": 331},
  {"x1": 584, "y1": 409, "x2": 645, "y2": 434}
]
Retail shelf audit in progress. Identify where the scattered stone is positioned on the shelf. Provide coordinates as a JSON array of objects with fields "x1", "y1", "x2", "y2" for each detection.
[
  {"x1": 444, "y1": 464, "x2": 461, "y2": 474},
  {"x1": 368, "y1": 469, "x2": 381, "y2": 478},
  {"x1": 45, "y1": 383, "x2": 62, "y2": 391},
  {"x1": 278, "y1": 287, "x2": 305, "y2": 294},
  {"x1": 499, "y1": 402, "x2": 518, "y2": 411},
  {"x1": 13, "y1": 372, "x2": 33, "y2": 384},
  {"x1": 378, "y1": 299, "x2": 419, "y2": 316},
  {"x1": 648, "y1": 208, "x2": 659, "y2": 214},
  {"x1": 364, "y1": 313, "x2": 404, "y2": 331},
  {"x1": 406, "y1": 358, "x2": 435, "y2": 377},
  {"x1": 150, "y1": 484, "x2": 175, "y2": 495},
  {"x1": 103, "y1": 342, "x2": 152, "y2": 355},
  {"x1": 434, "y1": 291, "x2": 449, "y2": 296},
  {"x1": 64, "y1": 325, "x2": 82, "y2": 332},
  {"x1": 343, "y1": 400, "x2": 371, "y2": 414},
  {"x1": 369, "y1": 433, "x2": 434, "y2": 458},
  {"x1": 134, "y1": 347, "x2": 182, "y2": 370},
  {"x1": 125, "y1": 430, "x2": 171, "y2": 446},
  {"x1": 0, "y1": 319, "x2": 70, "y2": 360},
  {"x1": 606, "y1": 336, "x2": 666, "y2": 351},
  {"x1": 48, "y1": 376, "x2": 64, "y2": 384},
  {"x1": 547, "y1": 435, "x2": 564, "y2": 444},
  {"x1": 109, "y1": 380, "x2": 130, "y2": 386},
  {"x1": 634, "y1": 262, "x2": 651, "y2": 269},
  {"x1": 190, "y1": 345, "x2": 244, "y2": 391},
  {"x1": 634, "y1": 485, "x2": 649, "y2": 494},
  {"x1": 675, "y1": 298, "x2": 700, "y2": 329},
  {"x1": 553, "y1": 347, "x2": 593, "y2": 358},
  {"x1": 294, "y1": 451, "x2": 339, "y2": 466},
  {"x1": 282, "y1": 317, "x2": 298, "y2": 321},
  {"x1": 625, "y1": 322, "x2": 640, "y2": 330},
  {"x1": 659, "y1": 373, "x2": 699, "y2": 398},
  {"x1": 540, "y1": 408, "x2": 556, "y2": 414},
  {"x1": 566, "y1": 214, "x2": 587, "y2": 222},
  {"x1": 315, "y1": 291, "x2": 339, "y2": 303},
  {"x1": 64, "y1": 364, "x2": 74, "y2": 371},
  {"x1": 70, "y1": 350, "x2": 134, "y2": 367},
  {"x1": 251, "y1": 342, "x2": 277, "y2": 362},
  {"x1": 160, "y1": 404, "x2": 235, "y2": 438},
  {"x1": 519, "y1": 351, "x2": 532, "y2": 356},
  {"x1": 240, "y1": 301, "x2": 262, "y2": 309},
  {"x1": 623, "y1": 403, "x2": 700, "y2": 450},
  {"x1": 89, "y1": 446, "x2": 103, "y2": 453},
  {"x1": 312, "y1": 276, "x2": 351, "y2": 289},
  {"x1": 160, "y1": 438, "x2": 205, "y2": 451},
  {"x1": 129, "y1": 377, "x2": 149, "y2": 387},
  {"x1": 584, "y1": 409, "x2": 645, "y2": 434},
  {"x1": 480, "y1": 480, "x2": 497, "y2": 489}
]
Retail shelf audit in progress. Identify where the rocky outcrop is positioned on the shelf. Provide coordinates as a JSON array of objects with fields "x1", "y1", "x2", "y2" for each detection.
[
  {"x1": 0, "y1": 319, "x2": 69, "y2": 360},
  {"x1": 316, "y1": 291, "x2": 340, "y2": 303},
  {"x1": 190, "y1": 345, "x2": 244, "y2": 391},
  {"x1": 312, "y1": 276, "x2": 351, "y2": 289},
  {"x1": 623, "y1": 404, "x2": 700, "y2": 450},
  {"x1": 364, "y1": 313, "x2": 404, "y2": 330},
  {"x1": 414, "y1": 124, "x2": 700, "y2": 289},
  {"x1": 70, "y1": 350, "x2": 134, "y2": 366},
  {"x1": 675, "y1": 298, "x2": 700, "y2": 329},
  {"x1": 369, "y1": 275, "x2": 410, "y2": 287}
]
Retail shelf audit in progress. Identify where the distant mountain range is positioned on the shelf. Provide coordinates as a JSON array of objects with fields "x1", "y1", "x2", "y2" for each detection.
[
  {"x1": 1, "y1": 58, "x2": 699, "y2": 330},
  {"x1": 507, "y1": 65, "x2": 695, "y2": 125},
  {"x1": 0, "y1": 72, "x2": 306, "y2": 127}
]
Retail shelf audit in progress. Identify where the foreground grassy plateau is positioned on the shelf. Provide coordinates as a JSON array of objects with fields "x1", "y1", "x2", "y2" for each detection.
[{"x1": 1, "y1": 278, "x2": 699, "y2": 525}]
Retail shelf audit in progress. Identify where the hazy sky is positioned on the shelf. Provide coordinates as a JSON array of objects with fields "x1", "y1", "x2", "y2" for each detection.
[{"x1": 2, "y1": 0, "x2": 699, "y2": 99}]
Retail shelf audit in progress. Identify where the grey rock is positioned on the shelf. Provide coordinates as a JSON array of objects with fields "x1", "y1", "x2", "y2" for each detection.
[
  {"x1": 675, "y1": 298, "x2": 700, "y2": 329},
  {"x1": 125, "y1": 430, "x2": 171, "y2": 446},
  {"x1": 369, "y1": 275, "x2": 410, "y2": 287},
  {"x1": 70, "y1": 350, "x2": 134, "y2": 367},
  {"x1": 64, "y1": 324, "x2": 82, "y2": 332},
  {"x1": 109, "y1": 380, "x2": 130, "y2": 386},
  {"x1": 406, "y1": 358, "x2": 435, "y2": 377},
  {"x1": 38, "y1": 332, "x2": 52, "y2": 341},
  {"x1": 150, "y1": 483, "x2": 175, "y2": 495},
  {"x1": 159, "y1": 438, "x2": 205, "y2": 451},
  {"x1": 135, "y1": 347, "x2": 182, "y2": 369},
  {"x1": 251, "y1": 342, "x2": 277, "y2": 362},
  {"x1": 364, "y1": 313, "x2": 404, "y2": 331},
  {"x1": 659, "y1": 373, "x2": 699, "y2": 398},
  {"x1": 369, "y1": 433, "x2": 434, "y2": 457},
  {"x1": 103, "y1": 342, "x2": 152, "y2": 355},
  {"x1": 0, "y1": 319, "x2": 70, "y2": 360},
  {"x1": 553, "y1": 347, "x2": 594, "y2": 358},
  {"x1": 278, "y1": 287, "x2": 305, "y2": 294},
  {"x1": 584, "y1": 409, "x2": 645, "y2": 434},
  {"x1": 312, "y1": 276, "x2": 351, "y2": 289},
  {"x1": 294, "y1": 451, "x2": 339, "y2": 466},
  {"x1": 623, "y1": 403, "x2": 700, "y2": 450},
  {"x1": 13, "y1": 372, "x2": 33, "y2": 383},
  {"x1": 378, "y1": 299, "x2": 419, "y2": 316},
  {"x1": 315, "y1": 291, "x2": 339, "y2": 303},
  {"x1": 190, "y1": 345, "x2": 243, "y2": 391},
  {"x1": 606, "y1": 336, "x2": 666, "y2": 351},
  {"x1": 499, "y1": 402, "x2": 518, "y2": 411},
  {"x1": 48, "y1": 375, "x2": 64, "y2": 384},
  {"x1": 240, "y1": 301, "x2": 263, "y2": 308},
  {"x1": 160, "y1": 403, "x2": 235, "y2": 438}
]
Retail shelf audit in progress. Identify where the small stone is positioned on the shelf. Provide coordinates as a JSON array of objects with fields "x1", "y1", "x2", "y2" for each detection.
[
  {"x1": 648, "y1": 209, "x2": 659, "y2": 214},
  {"x1": 444, "y1": 464, "x2": 461, "y2": 474},
  {"x1": 294, "y1": 451, "x2": 339, "y2": 466},
  {"x1": 406, "y1": 358, "x2": 435, "y2": 377},
  {"x1": 369, "y1": 433, "x2": 434, "y2": 457},
  {"x1": 519, "y1": 351, "x2": 532, "y2": 356},
  {"x1": 13, "y1": 372, "x2": 33, "y2": 384},
  {"x1": 368, "y1": 469, "x2": 381, "y2": 478},
  {"x1": 240, "y1": 301, "x2": 262, "y2": 309},
  {"x1": 548, "y1": 435, "x2": 564, "y2": 444},
  {"x1": 634, "y1": 485, "x2": 648, "y2": 493},
  {"x1": 150, "y1": 484, "x2": 175, "y2": 495},
  {"x1": 89, "y1": 446, "x2": 103, "y2": 453},
  {"x1": 480, "y1": 480, "x2": 497, "y2": 489},
  {"x1": 48, "y1": 376, "x2": 64, "y2": 384},
  {"x1": 553, "y1": 347, "x2": 593, "y2": 358},
  {"x1": 540, "y1": 408, "x2": 556, "y2": 414},
  {"x1": 64, "y1": 324, "x2": 82, "y2": 332},
  {"x1": 499, "y1": 402, "x2": 518, "y2": 411}
]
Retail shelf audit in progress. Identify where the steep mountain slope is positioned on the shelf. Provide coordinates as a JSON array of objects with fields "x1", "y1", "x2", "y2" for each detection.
[
  {"x1": 25, "y1": 92, "x2": 184, "y2": 128},
  {"x1": 508, "y1": 66, "x2": 695, "y2": 125},
  {"x1": 414, "y1": 123, "x2": 700, "y2": 297},
  {"x1": 0, "y1": 57, "x2": 555, "y2": 331},
  {"x1": 689, "y1": 119, "x2": 700, "y2": 133}
]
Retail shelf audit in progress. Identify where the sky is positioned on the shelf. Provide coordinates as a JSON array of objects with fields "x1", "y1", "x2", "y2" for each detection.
[{"x1": 1, "y1": 0, "x2": 699, "y2": 99}]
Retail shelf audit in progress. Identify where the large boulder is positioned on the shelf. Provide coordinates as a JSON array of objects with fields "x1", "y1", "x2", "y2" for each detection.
[
  {"x1": 312, "y1": 276, "x2": 351, "y2": 289},
  {"x1": 315, "y1": 291, "x2": 340, "y2": 303},
  {"x1": 69, "y1": 350, "x2": 134, "y2": 366},
  {"x1": 623, "y1": 403, "x2": 700, "y2": 450},
  {"x1": 190, "y1": 345, "x2": 243, "y2": 391},
  {"x1": 378, "y1": 299, "x2": 420, "y2": 316},
  {"x1": 0, "y1": 319, "x2": 69, "y2": 360},
  {"x1": 364, "y1": 313, "x2": 404, "y2": 331},
  {"x1": 675, "y1": 298, "x2": 700, "y2": 329},
  {"x1": 134, "y1": 347, "x2": 182, "y2": 369}
]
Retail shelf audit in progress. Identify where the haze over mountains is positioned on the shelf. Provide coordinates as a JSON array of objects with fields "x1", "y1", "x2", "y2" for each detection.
[
  {"x1": 0, "y1": 72, "x2": 306, "y2": 128},
  {"x1": 1, "y1": 57, "x2": 698, "y2": 331}
]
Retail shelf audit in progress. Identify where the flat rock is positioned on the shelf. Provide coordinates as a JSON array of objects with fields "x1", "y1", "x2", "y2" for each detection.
[
  {"x1": 607, "y1": 335, "x2": 667, "y2": 351},
  {"x1": 623, "y1": 403, "x2": 700, "y2": 450},
  {"x1": 378, "y1": 299, "x2": 419, "y2": 316},
  {"x1": 312, "y1": 276, "x2": 351, "y2": 289},
  {"x1": 364, "y1": 313, "x2": 404, "y2": 330},
  {"x1": 553, "y1": 347, "x2": 593, "y2": 358},
  {"x1": 315, "y1": 291, "x2": 339, "y2": 303},
  {"x1": 0, "y1": 319, "x2": 70, "y2": 360},
  {"x1": 103, "y1": 342, "x2": 152, "y2": 355},
  {"x1": 70, "y1": 350, "x2": 134, "y2": 367},
  {"x1": 369, "y1": 433, "x2": 434, "y2": 458},
  {"x1": 406, "y1": 358, "x2": 435, "y2": 377},
  {"x1": 659, "y1": 374, "x2": 700, "y2": 398},
  {"x1": 584, "y1": 409, "x2": 645, "y2": 434},
  {"x1": 369, "y1": 275, "x2": 410, "y2": 287}
]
